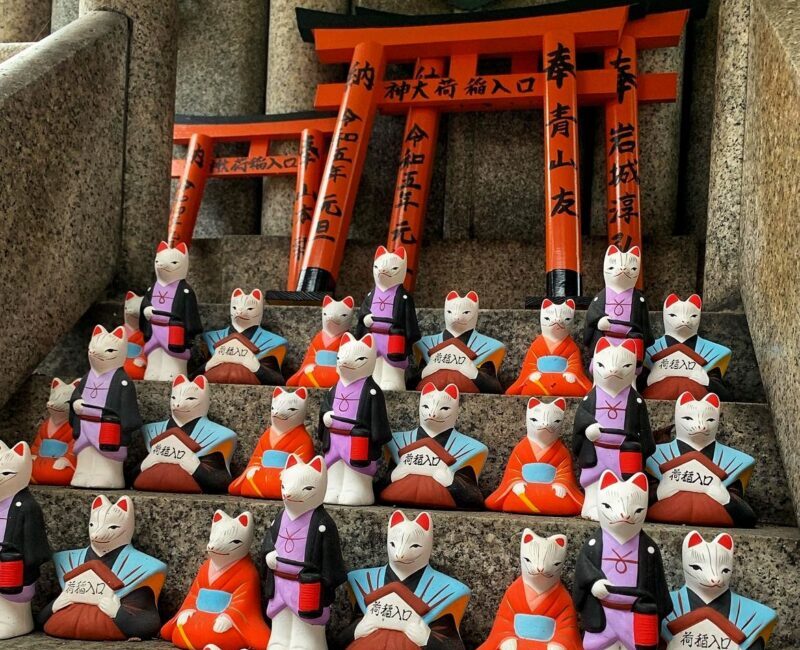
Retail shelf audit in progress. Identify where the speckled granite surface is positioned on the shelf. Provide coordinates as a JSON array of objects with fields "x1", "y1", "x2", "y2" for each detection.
[
  {"x1": 0, "y1": 12, "x2": 128, "y2": 408},
  {"x1": 0, "y1": 42, "x2": 30, "y2": 64},
  {"x1": 11, "y1": 487, "x2": 799, "y2": 648},
  {"x1": 79, "y1": 0, "x2": 179, "y2": 291},
  {"x1": 50, "y1": 0, "x2": 79, "y2": 32},
  {"x1": 703, "y1": 0, "x2": 751, "y2": 310},
  {"x1": 0, "y1": 0, "x2": 51, "y2": 41},
  {"x1": 740, "y1": 0, "x2": 800, "y2": 525}
]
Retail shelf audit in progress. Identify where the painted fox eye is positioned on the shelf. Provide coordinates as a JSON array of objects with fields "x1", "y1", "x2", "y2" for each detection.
[
  {"x1": 553, "y1": 561, "x2": 562, "y2": 566},
  {"x1": 232, "y1": 540, "x2": 242, "y2": 545},
  {"x1": 109, "y1": 525, "x2": 120, "y2": 530},
  {"x1": 596, "y1": 362, "x2": 605, "y2": 369},
  {"x1": 690, "y1": 564, "x2": 701, "y2": 571},
  {"x1": 634, "y1": 508, "x2": 644, "y2": 514},
  {"x1": 602, "y1": 503, "x2": 611, "y2": 509},
  {"x1": 303, "y1": 486, "x2": 314, "y2": 491},
  {"x1": 389, "y1": 541, "x2": 396, "y2": 548},
  {"x1": 410, "y1": 544, "x2": 421, "y2": 549},
  {"x1": 722, "y1": 568, "x2": 731, "y2": 574}
]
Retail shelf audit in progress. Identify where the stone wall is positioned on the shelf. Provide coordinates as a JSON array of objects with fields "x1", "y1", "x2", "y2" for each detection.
[
  {"x1": 740, "y1": 0, "x2": 800, "y2": 522},
  {"x1": 0, "y1": 11, "x2": 129, "y2": 407}
]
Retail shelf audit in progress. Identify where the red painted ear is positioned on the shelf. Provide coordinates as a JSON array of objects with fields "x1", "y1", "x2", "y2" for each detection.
[
  {"x1": 621, "y1": 339, "x2": 637, "y2": 354},
  {"x1": 444, "y1": 384, "x2": 459, "y2": 400},
  {"x1": 12, "y1": 442, "x2": 26, "y2": 457},
  {"x1": 704, "y1": 393, "x2": 720, "y2": 408},
  {"x1": 92, "y1": 496, "x2": 105, "y2": 510},
  {"x1": 193, "y1": 375, "x2": 207, "y2": 389},
  {"x1": 607, "y1": 245, "x2": 620, "y2": 255},
  {"x1": 238, "y1": 513, "x2": 250, "y2": 526},
  {"x1": 466, "y1": 291, "x2": 479, "y2": 303},
  {"x1": 125, "y1": 291, "x2": 136, "y2": 301},
  {"x1": 541, "y1": 298, "x2": 553, "y2": 309},
  {"x1": 176, "y1": 242, "x2": 189, "y2": 255},
  {"x1": 213, "y1": 511, "x2": 223, "y2": 523},
  {"x1": 157, "y1": 241, "x2": 169, "y2": 253},
  {"x1": 173, "y1": 374, "x2": 187, "y2": 387},
  {"x1": 232, "y1": 288, "x2": 244, "y2": 298},
  {"x1": 395, "y1": 246, "x2": 406, "y2": 260},
  {"x1": 446, "y1": 291, "x2": 460, "y2": 301},
  {"x1": 374, "y1": 245, "x2": 388, "y2": 260},
  {"x1": 664, "y1": 293, "x2": 680, "y2": 308},
  {"x1": 600, "y1": 471, "x2": 619, "y2": 490},
  {"x1": 361, "y1": 334, "x2": 374, "y2": 348},
  {"x1": 322, "y1": 295, "x2": 333, "y2": 307},
  {"x1": 629, "y1": 246, "x2": 641, "y2": 257},
  {"x1": 310, "y1": 457, "x2": 324, "y2": 472},
  {"x1": 295, "y1": 387, "x2": 308, "y2": 400},
  {"x1": 285, "y1": 454, "x2": 299, "y2": 469},
  {"x1": 678, "y1": 391, "x2": 695, "y2": 406},
  {"x1": 421, "y1": 382, "x2": 437, "y2": 395},
  {"x1": 390, "y1": 511, "x2": 406, "y2": 527},
  {"x1": 553, "y1": 398, "x2": 567, "y2": 411},
  {"x1": 631, "y1": 473, "x2": 649, "y2": 492},
  {"x1": 523, "y1": 532, "x2": 534, "y2": 543},
  {"x1": 251, "y1": 289, "x2": 263, "y2": 301},
  {"x1": 116, "y1": 497, "x2": 129, "y2": 512},
  {"x1": 92, "y1": 325, "x2": 103, "y2": 337},
  {"x1": 595, "y1": 337, "x2": 612, "y2": 353},
  {"x1": 342, "y1": 296, "x2": 355, "y2": 309},
  {"x1": 687, "y1": 531, "x2": 704, "y2": 548},
  {"x1": 527, "y1": 397, "x2": 541, "y2": 409},
  {"x1": 415, "y1": 512, "x2": 431, "y2": 531},
  {"x1": 716, "y1": 533, "x2": 734, "y2": 551},
  {"x1": 566, "y1": 299, "x2": 576, "y2": 310},
  {"x1": 71, "y1": 379, "x2": 81, "y2": 388},
  {"x1": 553, "y1": 535, "x2": 566, "y2": 547},
  {"x1": 689, "y1": 294, "x2": 703, "y2": 309},
  {"x1": 273, "y1": 386, "x2": 284, "y2": 398},
  {"x1": 51, "y1": 378, "x2": 62, "y2": 388},
  {"x1": 111, "y1": 326, "x2": 125, "y2": 339}
]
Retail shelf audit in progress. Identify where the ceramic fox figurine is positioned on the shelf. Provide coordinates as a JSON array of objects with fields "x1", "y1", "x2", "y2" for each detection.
[
  {"x1": 506, "y1": 299, "x2": 591, "y2": 397},
  {"x1": 413, "y1": 291, "x2": 506, "y2": 393},
  {"x1": 382, "y1": 383, "x2": 487, "y2": 510},
  {"x1": 357, "y1": 246, "x2": 421, "y2": 392},
  {"x1": 201, "y1": 288, "x2": 288, "y2": 386},
  {"x1": 646, "y1": 392, "x2": 756, "y2": 528},
  {"x1": 584, "y1": 246, "x2": 653, "y2": 373},
  {"x1": 342, "y1": 510, "x2": 471, "y2": 650},
  {"x1": 573, "y1": 471, "x2": 670, "y2": 650},
  {"x1": 30, "y1": 377, "x2": 80, "y2": 485},
  {"x1": 479, "y1": 529, "x2": 581, "y2": 650},
  {"x1": 0, "y1": 441, "x2": 51, "y2": 640},
  {"x1": 287, "y1": 296, "x2": 356, "y2": 388},
  {"x1": 135, "y1": 374, "x2": 236, "y2": 493},
  {"x1": 643, "y1": 294, "x2": 732, "y2": 400},
  {"x1": 573, "y1": 337, "x2": 653, "y2": 520},
  {"x1": 123, "y1": 291, "x2": 147, "y2": 380},
  {"x1": 42, "y1": 495, "x2": 167, "y2": 641},
  {"x1": 263, "y1": 455, "x2": 347, "y2": 650},
  {"x1": 229, "y1": 387, "x2": 315, "y2": 499},
  {"x1": 485, "y1": 397, "x2": 583, "y2": 516},
  {"x1": 140, "y1": 241, "x2": 203, "y2": 381},
  {"x1": 319, "y1": 333, "x2": 391, "y2": 506},
  {"x1": 161, "y1": 510, "x2": 271, "y2": 650},
  {"x1": 662, "y1": 531, "x2": 777, "y2": 649},
  {"x1": 69, "y1": 325, "x2": 142, "y2": 489}
]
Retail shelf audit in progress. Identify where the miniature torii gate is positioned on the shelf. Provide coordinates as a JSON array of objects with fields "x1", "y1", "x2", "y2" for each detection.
[
  {"x1": 292, "y1": 3, "x2": 688, "y2": 298},
  {"x1": 169, "y1": 112, "x2": 337, "y2": 289}
]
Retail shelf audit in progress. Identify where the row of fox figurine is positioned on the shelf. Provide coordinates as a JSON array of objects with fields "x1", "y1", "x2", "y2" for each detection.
[
  {"x1": 120, "y1": 241, "x2": 732, "y2": 401},
  {"x1": 0, "y1": 440, "x2": 776, "y2": 649}
]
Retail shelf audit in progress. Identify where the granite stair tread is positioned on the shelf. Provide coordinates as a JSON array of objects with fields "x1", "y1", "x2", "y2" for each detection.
[
  {"x1": 2, "y1": 375, "x2": 794, "y2": 527},
  {"x1": 38, "y1": 301, "x2": 766, "y2": 403},
  {"x1": 24, "y1": 487, "x2": 800, "y2": 649}
]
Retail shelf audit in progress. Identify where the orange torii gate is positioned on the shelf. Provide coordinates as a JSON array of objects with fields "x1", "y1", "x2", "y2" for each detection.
[
  {"x1": 292, "y1": 3, "x2": 688, "y2": 300},
  {"x1": 169, "y1": 112, "x2": 337, "y2": 289}
]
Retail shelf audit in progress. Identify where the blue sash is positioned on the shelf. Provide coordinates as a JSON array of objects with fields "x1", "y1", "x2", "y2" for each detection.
[
  {"x1": 315, "y1": 349, "x2": 338, "y2": 367},
  {"x1": 127, "y1": 341, "x2": 143, "y2": 358},
  {"x1": 522, "y1": 463, "x2": 557, "y2": 483},
  {"x1": 514, "y1": 614, "x2": 555, "y2": 641},
  {"x1": 197, "y1": 588, "x2": 232, "y2": 614},
  {"x1": 39, "y1": 439, "x2": 68, "y2": 458},
  {"x1": 537, "y1": 355, "x2": 568, "y2": 373},
  {"x1": 261, "y1": 450, "x2": 289, "y2": 469}
]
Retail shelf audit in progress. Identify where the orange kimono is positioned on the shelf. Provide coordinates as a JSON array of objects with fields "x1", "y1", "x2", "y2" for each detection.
[
  {"x1": 479, "y1": 579, "x2": 581, "y2": 650},
  {"x1": 485, "y1": 438, "x2": 583, "y2": 516},
  {"x1": 30, "y1": 420, "x2": 76, "y2": 486},
  {"x1": 124, "y1": 329, "x2": 146, "y2": 380},
  {"x1": 161, "y1": 557, "x2": 270, "y2": 650},
  {"x1": 286, "y1": 330, "x2": 344, "y2": 388},
  {"x1": 228, "y1": 424, "x2": 314, "y2": 499},
  {"x1": 505, "y1": 335, "x2": 591, "y2": 397}
]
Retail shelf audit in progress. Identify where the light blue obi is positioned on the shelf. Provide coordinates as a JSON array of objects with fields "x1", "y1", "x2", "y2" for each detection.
[
  {"x1": 537, "y1": 356, "x2": 568, "y2": 373},
  {"x1": 197, "y1": 588, "x2": 232, "y2": 614},
  {"x1": 314, "y1": 350, "x2": 338, "y2": 367},
  {"x1": 522, "y1": 463, "x2": 557, "y2": 483},
  {"x1": 261, "y1": 450, "x2": 290, "y2": 469},
  {"x1": 127, "y1": 341, "x2": 143, "y2": 357},
  {"x1": 514, "y1": 614, "x2": 555, "y2": 642},
  {"x1": 39, "y1": 438, "x2": 69, "y2": 458}
]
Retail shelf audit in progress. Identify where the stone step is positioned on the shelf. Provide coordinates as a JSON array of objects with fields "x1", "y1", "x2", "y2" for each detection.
[
  {"x1": 38, "y1": 302, "x2": 764, "y2": 404},
  {"x1": 181, "y1": 234, "x2": 700, "y2": 309},
  {"x1": 21, "y1": 487, "x2": 800, "y2": 649},
  {"x1": 2, "y1": 376, "x2": 793, "y2": 528}
]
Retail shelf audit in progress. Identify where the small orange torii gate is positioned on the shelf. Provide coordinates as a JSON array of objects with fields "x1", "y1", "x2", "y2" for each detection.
[
  {"x1": 169, "y1": 112, "x2": 337, "y2": 289},
  {"x1": 292, "y1": 3, "x2": 688, "y2": 300}
]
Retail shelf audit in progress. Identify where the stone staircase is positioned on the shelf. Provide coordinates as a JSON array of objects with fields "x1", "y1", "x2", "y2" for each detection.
[{"x1": 1, "y1": 233, "x2": 799, "y2": 649}]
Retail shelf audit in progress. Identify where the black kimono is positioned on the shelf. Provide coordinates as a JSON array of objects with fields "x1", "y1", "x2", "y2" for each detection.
[
  {"x1": 357, "y1": 286, "x2": 421, "y2": 358},
  {"x1": 584, "y1": 288, "x2": 653, "y2": 355},
  {"x1": 1, "y1": 488, "x2": 50, "y2": 588},
  {"x1": 139, "y1": 279, "x2": 203, "y2": 354}
]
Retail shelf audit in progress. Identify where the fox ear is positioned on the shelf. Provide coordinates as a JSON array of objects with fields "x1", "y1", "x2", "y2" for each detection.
[
  {"x1": 251, "y1": 289, "x2": 263, "y2": 301},
  {"x1": 553, "y1": 398, "x2": 567, "y2": 411},
  {"x1": 541, "y1": 298, "x2": 553, "y2": 309},
  {"x1": 566, "y1": 298, "x2": 576, "y2": 310},
  {"x1": 125, "y1": 291, "x2": 136, "y2": 301},
  {"x1": 193, "y1": 375, "x2": 207, "y2": 389},
  {"x1": 374, "y1": 245, "x2": 388, "y2": 260},
  {"x1": 92, "y1": 325, "x2": 105, "y2": 337},
  {"x1": 309, "y1": 456, "x2": 324, "y2": 473},
  {"x1": 621, "y1": 339, "x2": 637, "y2": 354},
  {"x1": 172, "y1": 374, "x2": 187, "y2": 387},
  {"x1": 157, "y1": 241, "x2": 169, "y2": 253},
  {"x1": 686, "y1": 531, "x2": 704, "y2": 548},
  {"x1": 414, "y1": 512, "x2": 431, "y2": 531},
  {"x1": 688, "y1": 294, "x2": 702, "y2": 310},
  {"x1": 444, "y1": 384, "x2": 459, "y2": 401},
  {"x1": 213, "y1": 510, "x2": 224, "y2": 523},
  {"x1": 395, "y1": 246, "x2": 406, "y2": 260},
  {"x1": 361, "y1": 334, "x2": 374, "y2": 348},
  {"x1": 12, "y1": 442, "x2": 27, "y2": 457},
  {"x1": 446, "y1": 291, "x2": 460, "y2": 301},
  {"x1": 551, "y1": 534, "x2": 567, "y2": 548},
  {"x1": 342, "y1": 296, "x2": 355, "y2": 309},
  {"x1": 295, "y1": 387, "x2": 308, "y2": 400},
  {"x1": 51, "y1": 377, "x2": 63, "y2": 389},
  {"x1": 232, "y1": 288, "x2": 244, "y2": 298},
  {"x1": 600, "y1": 470, "x2": 619, "y2": 490},
  {"x1": 273, "y1": 386, "x2": 284, "y2": 398},
  {"x1": 715, "y1": 533, "x2": 734, "y2": 551},
  {"x1": 678, "y1": 391, "x2": 695, "y2": 405},
  {"x1": 421, "y1": 382, "x2": 437, "y2": 395},
  {"x1": 703, "y1": 393, "x2": 721, "y2": 409},
  {"x1": 595, "y1": 337, "x2": 612, "y2": 353},
  {"x1": 631, "y1": 473, "x2": 649, "y2": 492},
  {"x1": 115, "y1": 496, "x2": 131, "y2": 512},
  {"x1": 527, "y1": 397, "x2": 541, "y2": 409},
  {"x1": 606, "y1": 245, "x2": 620, "y2": 256},
  {"x1": 522, "y1": 529, "x2": 534, "y2": 544},
  {"x1": 111, "y1": 326, "x2": 125, "y2": 340},
  {"x1": 390, "y1": 510, "x2": 406, "y2": 527},
  {"x1": 285, "y1": 454, "x2": 299, "y2": 469},
  {"x1": 238, "y1": 513, "x2": 250, "y2": 527},
  {"x1": 92, "y1": 496, "x2": 107, "y2": 510},
  {"x1": 628, "y1": 246, "x2": 641, "y2": 257},
  {"x1": 322, "y1": 295, "x2": 333, "y2": 307},
  {"x1": 176, "y1": 242, "x2": 189, "y2": 255},
  {"x1": 665, "y1": 293, "x2": 680, "y2": 308},
  {"x1": 465, "y1": 291, "x2": 479, "y2": 303}
]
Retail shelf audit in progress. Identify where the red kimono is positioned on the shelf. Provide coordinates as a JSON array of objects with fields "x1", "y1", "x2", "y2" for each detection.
[
  {"x1": 485, "y1": 438, "x2": 583, "y2": 516},
  {"x1": 286, "y1": 330, "x2": 344, "y2": 388},
  {"x1": 30, "y1": 420, "x2": 76, "y2": 486},
  {"x1": 228, "y1": 424, "x2": 315, "y2": 499},
  {"x1": 505, "y1": 335, "x2": 591, "y2": 397},
  {"x1": 161, "y1": 557, "x2": 270, "y2": 650},
  {"x1": 479, "y1": 579, "x2": 581, "y2": 650},
  {"x1": 124, "y1": 329, "x2": 146, "y2": 380}
]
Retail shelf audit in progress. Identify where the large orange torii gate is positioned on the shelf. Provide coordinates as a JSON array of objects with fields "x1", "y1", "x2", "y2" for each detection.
[{"x1": 291, "y1": 2, "x2": 689, "y2": 300}]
